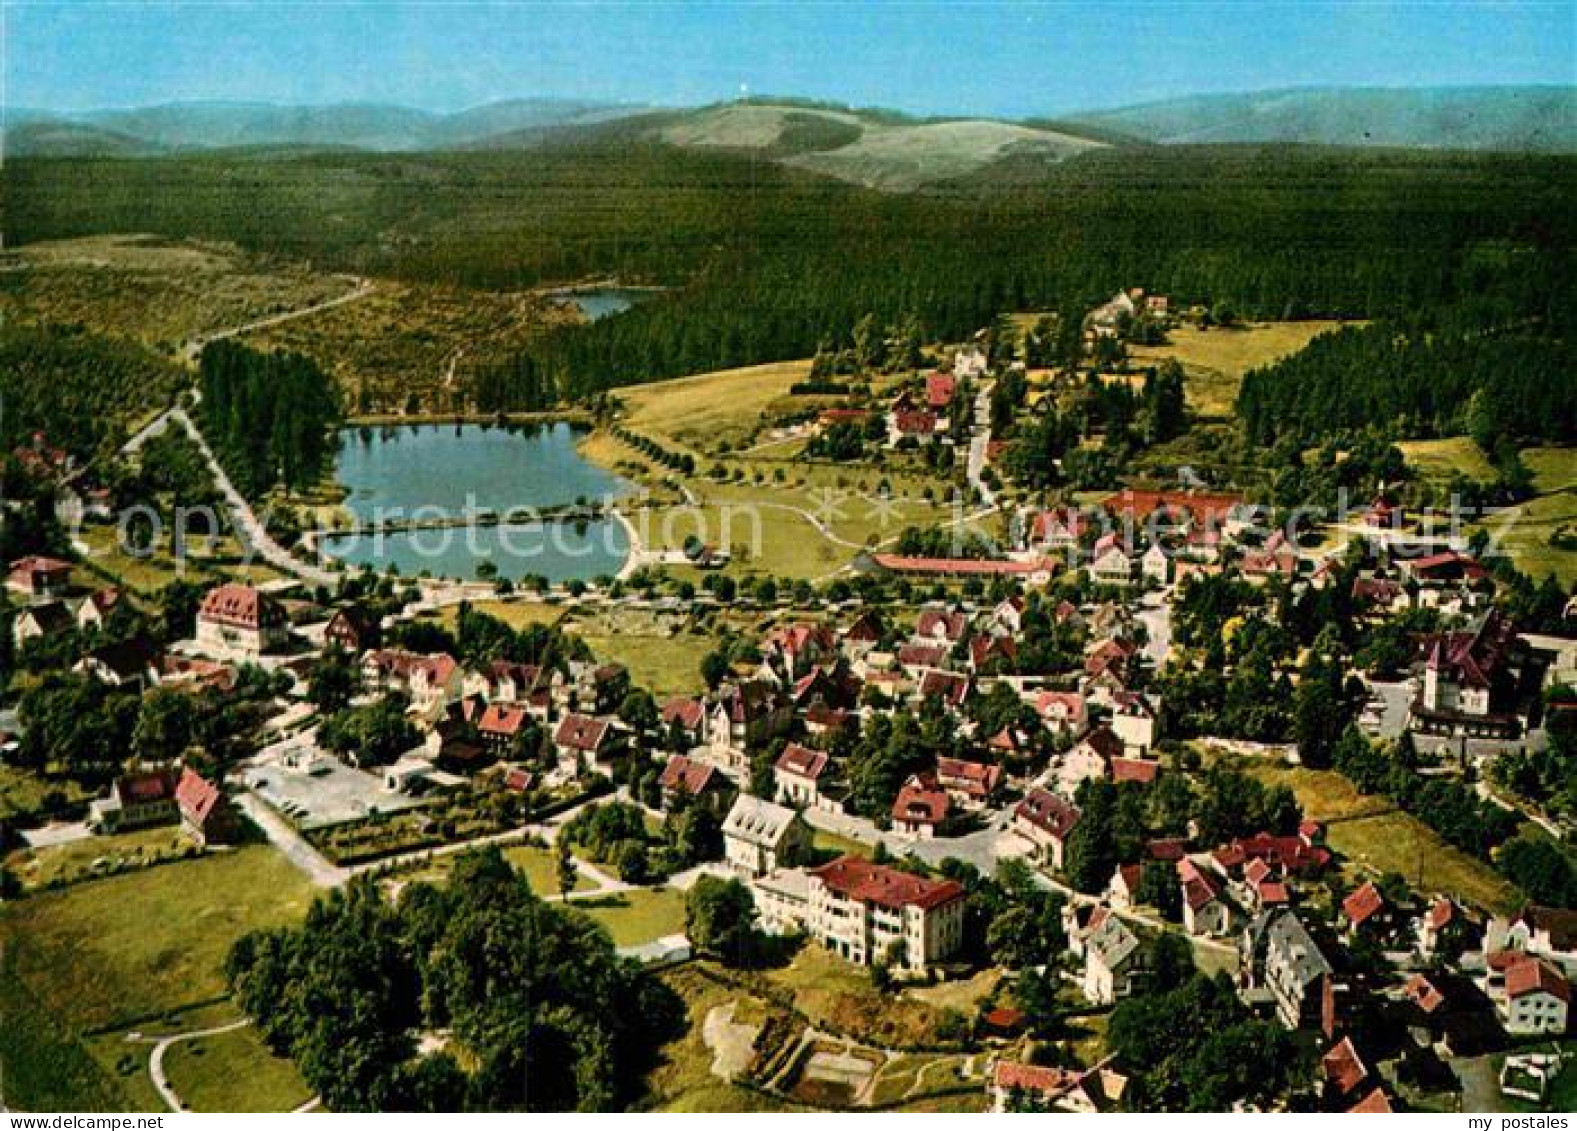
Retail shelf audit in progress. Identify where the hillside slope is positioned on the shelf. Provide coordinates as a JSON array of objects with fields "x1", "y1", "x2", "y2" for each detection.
[{"x1": 1069, "y1": 86, "x2": 1577, "y2": 152}]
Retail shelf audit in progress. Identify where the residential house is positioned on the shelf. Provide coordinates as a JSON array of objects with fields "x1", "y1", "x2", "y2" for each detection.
[
  {"x1": 88, "y1": 770, "x2": 178, "y2": 834},
  {"x1": 1141, "y1": 542, "x2": 1172, "y2": 586},
  {"x1": 1180, "y1": 857, "x2": 1236, "y2": 936},
  {"x1": 195, "y1": 582, "x2": 288, "y2": 656},
  {"x1": 657, "y1": 754, "x2": 732, "y2": 814},
  {"x1": 1241, "y1": 909, "x2": 1334, "y2": 1032},
  {"x1": 915, "y1": 608, "x2": 968, "y2": 646},
  {"x1": 988, "y1": 1060, "x2": 1128, "y2": 1114},
  {"x1": 805, "y1": 855, "x2": 966, "y2": 971},
  {"x1": 1111, "y1": 691, "x2": 1156, "y2": 752},
  {"x1": 324, "y1": 606, "x2": 379, "y2": 653},
  {"x1": 774, "y1": 742, "x2": 832, "y2": 809},
  {"x1": 361, "y1": 649, "x2": 461, "y2": 711},
  {"x1": 475, "y1": 702, "x2": 531, "y2": 756},
  {"x1": 1013, "y1": 788, "x2": 1080, "y2": 870},
  {"x1": 6, "y1": 555, "x2": 73, "y2": 602},
  {"x1": 75, "y1": 587, "x2": 124, "y2": 632},
  {"x1": 175, "y1": 767, "x2": 236, "y2": 847},
  {"x1": 1089, "y1": 533, "x2": 1134, "y2": 586},
  {"x1": 1414, "y1": 609, "x2": 1525, "y2": 738},
  {"x1": 1241, "y1": 531, "x2": 1298, "y2": 583},
  {"x1": 916, "y1": 669, "x2": 969, "y2": 713},
  {"x1": 934, "y1": 757, "x2": 1002, "y2": 809},
  {"x1": 1034, "y1": 689, "x2": 1088, "y2": 739},
  {"x1": 12, "y1": 599, "x2": 74, "y2": 648},
  {"x1": 1489, "y1": 904, "x2": 1577, "y2": 977},
  {"x1": 660, "y1": 696, "x2": 706, "y2": 745},
  {"x1": 1107, "y1": 864, "x2": 1142, "y2": 912},
  {"x1": 891, "y1": 779, "x2": 950, "y2": 839},
  {"x1": 722, "y1": 795, "x2": 807, "y2": 877},
  {"x1": 77, "y1": 638, "x2": 160, "y2": 690},
  {"x1": 1342, "y1": 881, "x2": 1389, "y2": 940},
  {"x1": 553, "y1": 713, "x2": 611, "y2": 770},
  {"x1": 1083, "y1": 914, "x2": 1142, "y2": 1006},
  {"x1": 1500, "y1": 957, "x2": 1570, "y2": 1036}
]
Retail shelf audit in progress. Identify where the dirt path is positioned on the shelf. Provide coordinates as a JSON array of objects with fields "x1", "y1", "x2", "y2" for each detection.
[{"x1": 137, "y1": 1018, "x2": 251, "y2": 1112}]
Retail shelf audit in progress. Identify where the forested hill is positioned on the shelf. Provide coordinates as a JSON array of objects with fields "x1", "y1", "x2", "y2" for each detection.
[{"x1": 5, "y1": 141, "x2": 1572, "y2": 403}]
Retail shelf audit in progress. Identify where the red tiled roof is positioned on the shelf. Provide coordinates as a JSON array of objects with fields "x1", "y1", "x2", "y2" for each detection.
[
  {"x1": 1505, "y1": 956, "x2": 1571, "y2": 1003},
  {"x1": 1111, "y1": 756, "x2": 1160, "y2": 785},
  {"x1": 918, "y1": 669, "x2": 970, "y2": 707},
  {"x1": 925, "y1": 372, "x2": 957, "y2": 409},
  {"x1": 1426, "y1": 897, "x2": 1455, "y2": 931},
  {"x1": 776, "y1": 742, "x2": 830, "y2": 781},
  {"x1": 872, "y1": 554, "x2": 1060, "y2": 577},
  {"x1": 1178, "y1": 857, "x2": 1222, "y2": 911},
  {"x1": 809, "y1": 855, "x2": 964, "y2": 911},
  {"x1": 1405, "y1": 974, "x2": 1445, "y2": 1014},
  {"x1": 175, "y1": 767, "x2": 224, "y2": 827},
  {"x1": 992, "y1": 1060, "x2": 1081, "y2": 1097},
  {"x1": 8, "y1": 554, "x2": 73, "y2": 583},
  {"x1": 1343, "y1": 881, "x2": 1385, "y2": 926},
  {"x1": 1015, "y1": 788, "x2": 1080, "y2": 840},
  {"x1": 1347, "y1": 1088, "x2": 1392, "y2": 1114},
  {"x1": 658, "y1": 754, "x2": 719, "y2": 797},
  {"x1": 893, "y1": 783, "x2": 950, "y2": 826},
  {"x1": 1100, "y1": 489, "x2": 1244, "y2": 527},
  {"x1": 1321, "y1": 1036, "x2": 1368, "y2": 1097},
  {"x1": 936, "y1": 756, "x2": 1002, "y2": 797},
  {"x1": 661, "y1": 697, "x2": 705, "y2": 730},
  {"x1": 116, "y1": 770, "x2": 176, "y2": 806},
  {"x1": 197, "y1": 582, "x2": 282, "y2": 631},
  {"x1": 917, "y1": 608, "x2": 968, "y2": 641},
  {"x1": 554, "y1": 713, "x2": 609, "y2": 752},
  {"x1": 478, "y1": 702, "x2": 530, "y2": 739}
]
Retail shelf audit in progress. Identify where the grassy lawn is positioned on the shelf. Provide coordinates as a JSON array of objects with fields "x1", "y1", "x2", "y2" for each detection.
[
  {"x1": 162, "y1": 1024, "x2": 314, "y2": 1113},
  {"x1": 569, "y1": 627, "x2": 717, "y2": 698},
  {"x1": 434, "y1": 598, "x2": 565, "y2": 631},
  {"x1": 1398, "y1": 436, "x2": 1497, "y2": 483},
  {"x1": 1236, "y1": 761, "x2": 1522, "y2": 913},
  {"x1": 608, "y1": 359, "x2": 816, "y2": 456},
  {"x1": 5, "y1": 826, "x2": 199, "y2": 890},
  {"x1": 569, "y1": 886, "x2": 687, "y2": 946},
  {"x1": 0, "y1": 845, "x2": 316, "y2": 1111},
  {"x1": 1127, "y1": 320, "x2": 1351, "y2": 417},
  {"x1": 1473, "y1": 486, "x2": 1577, "y2": 586},
  {"x1": 811, "y1": 828, "x2": 874, "y2": 860}
]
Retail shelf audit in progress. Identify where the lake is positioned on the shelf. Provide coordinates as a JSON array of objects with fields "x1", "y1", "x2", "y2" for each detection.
[
  {"x1": 550, "y1": 287, "x2": 654, "y2": 321},
  {"x1": 322, "y1": 422, "x2": 631, "y2": 582}
]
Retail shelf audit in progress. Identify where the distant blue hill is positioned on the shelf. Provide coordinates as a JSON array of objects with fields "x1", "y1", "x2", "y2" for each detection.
[{"x1": 1065, "y1": 86, "x2": 1577, "y2": 152}]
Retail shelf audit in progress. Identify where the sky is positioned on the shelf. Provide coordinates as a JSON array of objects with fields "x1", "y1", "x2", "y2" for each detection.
[{"x1": 7, "y1": 1, "x2": 1575, "y2": 118}]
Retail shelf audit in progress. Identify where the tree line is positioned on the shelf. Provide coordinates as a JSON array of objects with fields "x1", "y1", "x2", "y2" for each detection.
[{"x1": 199, "y1": 340, "x2": 341, "y2": 497}]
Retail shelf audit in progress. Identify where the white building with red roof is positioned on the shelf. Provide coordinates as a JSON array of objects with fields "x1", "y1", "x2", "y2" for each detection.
[
  {"x1": 891, "y1": 779, "x2": 950, "y2": 839},
  {"x1": 806, "y1": 855, "x2": 965, "y2": 970},
  {"x1": 195, "y1": 582, "x2": 287, "y2": 656},
  {"x1": 773, "y1": 742, "x2": 831, "y2": 809},
  {"x1": 1012, "y1": 788, "x2": 1081, "y2": 870}
]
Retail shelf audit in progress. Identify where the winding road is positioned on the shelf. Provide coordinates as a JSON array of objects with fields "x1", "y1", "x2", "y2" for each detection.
[
  {"x1": 122, "y1": 406, "x2": 338, "y2": 586},
  {"x1": 141, "y1": 1019, "x2": 252, "y2": 1112}
]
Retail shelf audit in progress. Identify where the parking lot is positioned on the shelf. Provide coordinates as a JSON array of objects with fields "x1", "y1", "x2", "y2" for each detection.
[{"x1": 243, "y1": 753, "x2": 425, "y2": 831}]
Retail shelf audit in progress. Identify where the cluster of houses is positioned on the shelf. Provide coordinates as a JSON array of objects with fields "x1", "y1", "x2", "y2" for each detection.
[{"x1": 884, "y1": 370, "x2": 960, "y2": 446}]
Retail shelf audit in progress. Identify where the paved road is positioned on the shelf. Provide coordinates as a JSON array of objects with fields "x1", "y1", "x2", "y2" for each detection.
[
  {"x1": 122, "y1": 406, "x2": 336, "y2": 587},
  {"x1": 174, "y1": 277, "x2": 374, "y2": 366},
  {"x1": 966, "y1": 381, "x2": 996, "y2": 506},
  {"x1": 141, "y1": 1018, "x2": 252, "y2": 1112},
  {"x1": 1135, "y1": 590, "x2": 1172, "y2": 667}
]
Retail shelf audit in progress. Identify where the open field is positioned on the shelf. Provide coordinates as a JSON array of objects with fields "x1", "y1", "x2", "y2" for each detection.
[
  {"x1": 1397, "y1": 436, "x2": 1498, "y2": 483},
  {"x1": 433, "y1": 598, "x2": 566, "y2": 632},
  {"x1": 569, "y1": 887, "x2": 687, "y2": 947},
  {"x1": 0, "y1": 235, "x2": 355, "y2": 357},
  {"x1": 608, "y1": 359, "x2": 817, "y2": 455},
  {"x1": 570, "y1": 628, "x2": 717, "y2": 699},
  {"x1": 162, "y1": 1024, "x2": 314, "y2": 1113},
  {"x1": 765, "y1": 945, "x2": 965, "y2": 1049},
  {"x1": 0, "y1": 845, "x2": 316, "y2": 1111},
  {"x1": 1127, "y1": 320, "x2": 1351, "y2": 417},
  {"x1": 242, "y1": 279, "x2": 573, "y2": 414},
  {"x1": 1232, "y1": 760, "x2": 1522, "y2": 913},
  {"x1": 77, "y1": 524, "x2": 288, "y2": 596}
]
